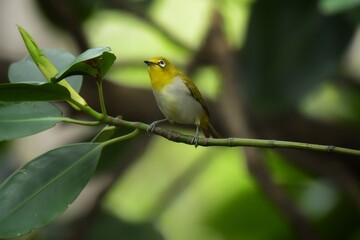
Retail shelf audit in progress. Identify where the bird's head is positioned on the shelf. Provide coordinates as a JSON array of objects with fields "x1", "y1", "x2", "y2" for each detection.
[{"x1": 144, "y1": 57, "x2": 178, "y2": 79}]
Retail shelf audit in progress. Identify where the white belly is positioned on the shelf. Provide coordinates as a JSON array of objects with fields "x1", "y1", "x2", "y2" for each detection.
[{"x1": 153, "y1": 77, "x2": 205, "y2": 125}]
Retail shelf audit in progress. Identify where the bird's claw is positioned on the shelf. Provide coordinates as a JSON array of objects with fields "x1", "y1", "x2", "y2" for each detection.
[
  {"x1": 147, "y1": 122, "x2": 157, "y2": 133},
  {"x1": 191, "y1": 136, "x2": 199, "y2": 148},
  {"x1": 147, "y1": 119, "x2": 169, "y2": 134}
]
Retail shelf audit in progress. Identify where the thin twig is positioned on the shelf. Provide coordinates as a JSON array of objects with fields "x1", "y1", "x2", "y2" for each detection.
[{"x1": 105, "y1": 117, "x2": 360, "y2": 157}]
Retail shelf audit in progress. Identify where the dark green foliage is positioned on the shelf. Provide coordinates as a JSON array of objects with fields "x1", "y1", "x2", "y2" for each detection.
[
  {"x1": 0, "y1": 143, "x2": 102, "y2": 238},
  {"x1": 0, "y1": 102, "x2": 62, "y2": 141},
  {"x1": 242, "y1": 0, "x2": 354, "y2": 115}
]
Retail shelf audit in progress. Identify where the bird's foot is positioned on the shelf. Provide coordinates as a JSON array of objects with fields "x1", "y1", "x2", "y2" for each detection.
[
  {"x1": 190, "y1": 125, "x2": 201, "y2": 148},
  {"x1": 147, "y1": 119, "x2": 168, "y2": 134},
  {"x1": 191, "y1": 136, "x2": 199, "y2": 148},
  {"x1": 147, "y1": 122, "x2": 157, "y2": 133}
]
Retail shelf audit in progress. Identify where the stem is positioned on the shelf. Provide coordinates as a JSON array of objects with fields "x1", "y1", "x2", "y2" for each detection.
[
  {"x1": 61, "y1": 117, "x2": 102, "y2": 126},
  {"x1": 68, "y1": 98, "x2": 103, "y2": 120},
  {"x1": 97, "y1": 80, "x2": 107, "y2": 117},
  {"x1": 101, "y1": 129, "x2": 140, "y2": 147},
  {"x1": 104, "y1": 116, "x2": 360, "y2": 157},
  {"x1": 61, "y1": 102, "x2": 360, "y2": 157},
  {"x1": 207, "y1": 138, "x2": 360, "y2": 156}
]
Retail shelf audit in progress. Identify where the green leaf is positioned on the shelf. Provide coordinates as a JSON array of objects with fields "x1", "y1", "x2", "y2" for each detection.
[
  {"x1": 53, "y1": 47, "x2": 116, "y2": 81},
  {"x1": 319, "y1": 0, "x2": 360, "y2": 14},
  {"x1": 17, "y1": 26, "x2": 87, "y2": 108},
  {"x1": 0, "y1": 102, "x2": 62, "y2": 141},
  {"x1": 92, "y1": 125, "x2": 117, "y2": 143},
  {"x1": 0, "y1": 143, "x2": 103, "y2": 238},
  {"x1": 0, "y1": 83, "x2": 71, "y2": 102},
  {"x1": 8, "y1": 49, "x2": 83, "y2": 92}
]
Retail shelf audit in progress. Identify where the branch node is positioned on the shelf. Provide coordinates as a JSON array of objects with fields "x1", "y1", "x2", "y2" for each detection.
[
  {"x1": 327, "y1": 145, "x2": 336, "y2": 152},
  {"x1": 268, "y1": 140, "x2": 276, "y2": 148},
  {"x1": 227, "y1": 138, "x2": 232, "y2": 147}
]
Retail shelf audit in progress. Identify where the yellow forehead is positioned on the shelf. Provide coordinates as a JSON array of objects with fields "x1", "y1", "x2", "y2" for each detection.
[{"x1": 148, "y1": 56, "x2": 169, "y2": 64}]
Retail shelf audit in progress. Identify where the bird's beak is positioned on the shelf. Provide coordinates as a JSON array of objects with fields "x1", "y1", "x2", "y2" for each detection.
[{"x1": 144, "y1": 60, "x2": 154, "y2": 66}]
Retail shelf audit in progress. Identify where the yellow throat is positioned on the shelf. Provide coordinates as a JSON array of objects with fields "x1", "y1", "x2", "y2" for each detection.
[{"x1": 144, "y1": 56, "x2": 178, "y2": 91}]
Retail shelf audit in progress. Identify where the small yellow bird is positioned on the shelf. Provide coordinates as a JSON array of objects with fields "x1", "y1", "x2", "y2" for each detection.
[{"x1": 144, "y1": 56, "x2": 219, "y2": 146}]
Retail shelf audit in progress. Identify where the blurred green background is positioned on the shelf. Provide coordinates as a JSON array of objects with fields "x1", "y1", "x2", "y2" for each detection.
[{"x1": 0, "y1": 0, "x2": 360, "y2": 239}]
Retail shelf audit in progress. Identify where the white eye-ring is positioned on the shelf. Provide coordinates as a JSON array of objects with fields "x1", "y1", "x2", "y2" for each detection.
[{"x1": 158, "y1": 60, "x2": 166, "y2": 68}]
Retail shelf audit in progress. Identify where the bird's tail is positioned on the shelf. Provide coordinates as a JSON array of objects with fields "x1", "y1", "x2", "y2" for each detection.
[{"x1": 201, "y1": 121, "x2": 220, "y2": 138}]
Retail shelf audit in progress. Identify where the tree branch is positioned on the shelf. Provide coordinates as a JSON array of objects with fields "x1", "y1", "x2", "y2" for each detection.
[{"x1": 103, "y1": 117, "x2": 360, "y2": 157}]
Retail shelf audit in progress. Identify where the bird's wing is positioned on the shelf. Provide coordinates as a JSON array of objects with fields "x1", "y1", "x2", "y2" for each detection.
[{"x1": 181, "y1": 73, "x2": 210, "y2": 117}]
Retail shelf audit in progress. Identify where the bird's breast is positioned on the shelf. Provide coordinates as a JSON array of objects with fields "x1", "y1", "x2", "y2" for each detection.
[{"x1": 153, "y1": 76, "x2": 206, "y2": 124}]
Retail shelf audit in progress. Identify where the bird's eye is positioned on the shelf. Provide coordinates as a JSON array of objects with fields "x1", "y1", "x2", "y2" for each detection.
[{"x1": 158, "y1": 60, "x2": 166, "y2": 68}]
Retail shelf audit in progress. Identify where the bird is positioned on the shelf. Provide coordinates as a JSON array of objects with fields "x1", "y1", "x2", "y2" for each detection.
[{"x1": 144, "y1": 56, "x2": 219, "y2": 146}]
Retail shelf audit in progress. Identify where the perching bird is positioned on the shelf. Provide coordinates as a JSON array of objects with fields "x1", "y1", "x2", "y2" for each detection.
[{"x1": 144, "y1": 56, "x2": 218, "y2": 146}]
